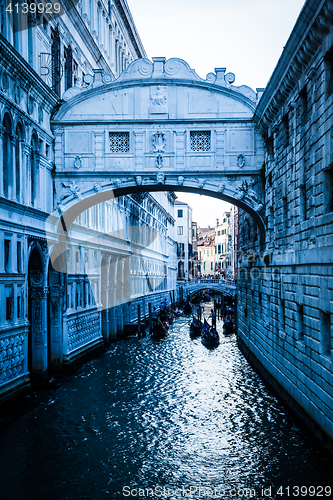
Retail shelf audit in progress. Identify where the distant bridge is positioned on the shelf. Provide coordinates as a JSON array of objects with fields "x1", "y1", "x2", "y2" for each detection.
[{"x1": 177, "y1": 279, "x2": 236, "y2": 301}]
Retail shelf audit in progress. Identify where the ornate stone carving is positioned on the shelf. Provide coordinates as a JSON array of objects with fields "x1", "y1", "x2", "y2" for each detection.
[
  {"x1": 114, "y1": 178, "x2": 122, "y2": 189},
  {"x1": 156, "y1": 154, "x2": 163, "y2": 169},
  {"x1": 0, "y1": 70, "x2": 9, "y2": 93},
  {"x1": 237, "y1": 154, "x2": 245, "y2": 168},
  {"x1": 150, "y1": 86, "x2": 167, "y2": 113},
  {"x1": 14, "y1": 83, "x2": 21, "y2": 104},
  {"x1": 152, "y1": 132, "x2": 166, "y2": 153},
  {"x1": 67, "y1": 311, "x2": 100, "y2": 352},
  {"x1": 27, "y1": 94, "x2": 34, "y2": 115},
  {"x1": 218, "y1": 182, "x2": 225, "y2": 193},
  {"x1": 0, "y1": 334, "x2": 25, "y2": 384},
  {"x1": 62, "y1": 181, "x2": 83, "y2": 200},
  {"x1": 177, "y1": 176, "x2": 185, "y2": 186},
  {"x1": 197, "y1": 179, "x2": 206, "y2": 189},
  {"x1": 135, "y1": 176, "x2": 143, "y2": 185},
  {"x1": 73, "y1": 156, "x2": 83, "y2": 169},
  {"x1": 30, "y1": 270, "x2": 43, "y2": 286},
  {"x1": 93, "y1": 184, "x2": 101, "y2": 192},
  {"x1": 225, "y1": 72, "x2": 236, "y2": 87},
  {"x1": 156, "y1": 173, "x2": 165, "y2": 184}
]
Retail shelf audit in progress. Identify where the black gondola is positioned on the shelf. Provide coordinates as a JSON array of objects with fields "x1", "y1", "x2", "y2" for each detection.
[
  {"x1": 151, "y1": 320, "x2": 169, "y2": 339},
  {"x1": 190, "y1": 316, "x2": 203, "y2": 336},
  {"x1": 223, "y1": 319, "x2": 235, "y2": 335},
  {"x1": 183, "y1": 301, "x2": 192, "y2": 314},
  {"x1": 201, "y1": 322, "x2": 219, "y2": 347}
]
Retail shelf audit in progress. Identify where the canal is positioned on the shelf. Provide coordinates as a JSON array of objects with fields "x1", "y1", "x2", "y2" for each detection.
[{"x1": 0, "y1": 309, "x2": 332, "y2": 500}]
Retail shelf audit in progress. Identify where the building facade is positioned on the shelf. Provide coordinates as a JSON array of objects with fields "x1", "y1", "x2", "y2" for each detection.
[
  {"x1": 215, "y1": 211, "x2": 232, "y2": 278},
  {"x1": 175, "y1": 200, "x2": 194, "y2": 281},
  {"x1": 0, "y1": 2, "x2": 176, "y2": 403},
  {"x1": 237, "y1": 0, "x2": 333, "y2": 448}
]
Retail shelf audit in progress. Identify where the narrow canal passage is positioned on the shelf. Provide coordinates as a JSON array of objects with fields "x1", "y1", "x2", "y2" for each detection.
[{"x1": 0, "y1": 310, "x2": 332, "y2": 500}]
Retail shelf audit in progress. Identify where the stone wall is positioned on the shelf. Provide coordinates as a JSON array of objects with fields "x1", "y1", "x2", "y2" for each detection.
[{"x1": 237, "y1": 0, "x2": 333, "y2": 449}]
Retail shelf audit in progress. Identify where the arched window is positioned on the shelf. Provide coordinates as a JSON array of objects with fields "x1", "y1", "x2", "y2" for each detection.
[
  {"x1": 30, "y1": 133, "x2": 39, "y2": 207},
  {"x1": 2, "y1": 113, "x2": 12, "y2": 199}
]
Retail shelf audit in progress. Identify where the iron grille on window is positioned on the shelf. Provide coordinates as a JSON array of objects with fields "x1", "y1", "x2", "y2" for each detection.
[
  {"x1": 190, "y1": 131, "x2": 211, "y2": 151},
  {"x1": 109, "y1": 132, "x2": 130, "y2": 153}
]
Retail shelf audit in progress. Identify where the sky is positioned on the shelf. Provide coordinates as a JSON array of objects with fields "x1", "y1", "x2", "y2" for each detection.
[{"x1": 126, "y1": 0, "x2": 306, "y2": 227}]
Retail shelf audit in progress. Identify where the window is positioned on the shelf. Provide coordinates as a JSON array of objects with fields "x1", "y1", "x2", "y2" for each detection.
[
  {"x1": 324, "y1": 46, "x2": 333, "y2": 96},
  {"x1": 218, "y1": 244, "x2": 221, "y2": 254},
  {"x1": 300, "y1": 86, "x2": 308, "y2": 123},
  {"x1": 109, "y1": 132, "x2": 130, "y2": 152},
  {"x1": 4, "y1": 239, "x2": 10, "y2": 272},
  {"x1": 324, "y1": 166, "x2": 333, "y2": 213},
  {"x1": 51, "y1": 27, "x2": 61, "y2": 97},
  {"x1": 190, "y1": 131, "x2": 211, "y2": 151},
  {"x1": 279, "y1": 299, "x2": 285, "y2": 330},
  {"x1": 178, "y1": 209, "x2": 183, "y2": 218},
  {"x1": 17, "y1": 241, "x2": 22, "y2": 273},
  {"x1": 320, "y1": 311, "x2": 332, "y2": 356},
  {"x1": 177, "y1": 226, "x2": 183, "y2": 235},
  {"x1": 211, "y1": 262, "x2": 213, "y2": 271},
  {"x1": 297, "y1": 304, "x2": 304, "y2": 341},
  {"x1": 64, "y1": 45, "x2": 73, "y2": 91},
  {"x1": 282, "y1": 115, "x2": 289, "y2": 147},
  {"x1": 5, "y1": 287, "x2": 13, "y2": 321}
]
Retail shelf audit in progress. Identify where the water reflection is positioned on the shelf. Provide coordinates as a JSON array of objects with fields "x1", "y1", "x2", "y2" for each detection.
[{"x1": 0, "y1": 312, "x2": 332, "y2": 499}]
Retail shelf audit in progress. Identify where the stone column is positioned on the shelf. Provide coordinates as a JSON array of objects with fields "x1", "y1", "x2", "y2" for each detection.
[
  {"x1": 0, "y1": 125, "x2": 5, "y2": 196},
  {"x1": 22, "y1": 143, "x2": 32, "y2": 206},
  {"x1": 9, "y1": 133, "x2": 17, "y2": 200},
  {"x1": 10, "y1": 133, "x2": 19, "y2": 202}
]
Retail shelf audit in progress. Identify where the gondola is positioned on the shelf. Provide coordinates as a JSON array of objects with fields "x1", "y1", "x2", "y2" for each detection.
[
  {"x1": 183, "y1": 301, "x2": 192, "y2": 314},
  {"x1": 201, "y1": 322, "x2": 219, "y2": 347},
  {"x1": 190, "y1": 316, "x2": 203, "y2": 337},
  {"x1": 151, "y1": 320, "x2": 169, "y2": 339},
  {"x1": 223, "y1": 319, "x2": 235, "y2": 335}
]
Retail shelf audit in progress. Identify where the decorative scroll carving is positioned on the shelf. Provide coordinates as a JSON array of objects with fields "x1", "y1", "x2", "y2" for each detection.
[
  {"x1": 152, "y1": 132, "x2": 166, "y2": 153},
  {"x1": 197, "y1": 179, "x2": 206, "y2": 189},
  {"x1": 218, "y1": 182, "x2": 225, "y2": 193}
]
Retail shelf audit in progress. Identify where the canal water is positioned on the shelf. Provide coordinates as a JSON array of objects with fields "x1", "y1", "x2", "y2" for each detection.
[{"x1": 0, "y1": 309, "x2": 332, "y2": 500}]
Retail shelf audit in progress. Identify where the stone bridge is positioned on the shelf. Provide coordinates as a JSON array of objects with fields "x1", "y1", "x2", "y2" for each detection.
[
  {"x1": 49, "y1": 57, "x2": 265, "y2": 240},
  {"x1": 177, "y1": 278, "x2": 237, "y2": 301}
]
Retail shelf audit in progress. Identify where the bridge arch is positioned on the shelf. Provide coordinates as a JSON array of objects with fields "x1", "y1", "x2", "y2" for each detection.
[{"x1": 50, "y1": 56, "x2": 266, "y2": 241}]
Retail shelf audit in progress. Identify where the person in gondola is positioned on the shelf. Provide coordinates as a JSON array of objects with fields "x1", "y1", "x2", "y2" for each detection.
[
  {"x1": 160, "y1": 302, "x2": 166, "y2": 321},
  {"x1": 197, "y1": 304, "x2": 203, "y2": 322},
  {"x1": 151, "y1": 307, "x2": 158, "y2": 328},
  {"x1": 209, "y1": 309, "x2": 216, "y2": 329}
]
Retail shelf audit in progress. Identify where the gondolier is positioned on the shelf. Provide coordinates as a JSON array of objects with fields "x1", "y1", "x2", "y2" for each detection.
[{"x1": 197, "y1": 305, "x2": 203, "y2": 322}]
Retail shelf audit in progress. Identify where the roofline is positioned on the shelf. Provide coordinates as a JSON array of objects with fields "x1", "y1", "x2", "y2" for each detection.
[{"x1": 254, "y1": 0, "x2": 328, "y2": 130}]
